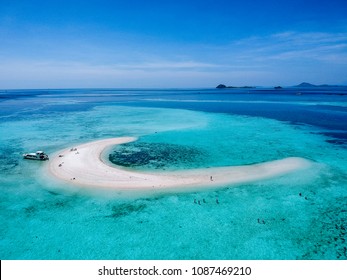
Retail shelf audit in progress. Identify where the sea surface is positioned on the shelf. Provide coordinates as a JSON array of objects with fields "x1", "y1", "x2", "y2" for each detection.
[{"x1": 0, "y1": 87, "x2": 346, "y2": 259}]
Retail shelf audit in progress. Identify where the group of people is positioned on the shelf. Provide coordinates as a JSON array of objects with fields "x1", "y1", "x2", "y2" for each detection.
[{"x1": 194, "y1": 198, "x2": 219, "y2": 205}]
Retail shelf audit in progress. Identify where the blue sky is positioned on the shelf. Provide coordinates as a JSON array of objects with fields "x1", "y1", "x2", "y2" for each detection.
[{"x1": 0, "y1": 0, "x2": 347, "y2": 88}]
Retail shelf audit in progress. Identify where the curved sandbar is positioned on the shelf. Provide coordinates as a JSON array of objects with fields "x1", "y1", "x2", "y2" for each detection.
[{"x1": 48, "y1": 137, "x2": 312, "y2": 190}]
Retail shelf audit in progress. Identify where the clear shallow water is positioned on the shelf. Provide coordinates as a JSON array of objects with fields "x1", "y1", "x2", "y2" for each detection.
[{"x1": 0, "y1": 88, "x2": 346, "y2": 259}]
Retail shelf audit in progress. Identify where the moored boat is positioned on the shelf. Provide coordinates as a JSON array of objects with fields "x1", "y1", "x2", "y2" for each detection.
[{"x1": 23, "y1": 151, "x2": 49, "y2": 161}]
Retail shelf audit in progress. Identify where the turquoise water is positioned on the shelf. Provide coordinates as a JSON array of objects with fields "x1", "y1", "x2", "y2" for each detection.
[{"x1": 0, "y1": 88, "x2": 346, "y2": 259}]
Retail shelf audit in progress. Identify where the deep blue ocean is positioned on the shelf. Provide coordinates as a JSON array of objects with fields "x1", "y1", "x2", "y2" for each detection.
[{"x1": 0, "y1": 87, "x2": 346, "y2": 259}]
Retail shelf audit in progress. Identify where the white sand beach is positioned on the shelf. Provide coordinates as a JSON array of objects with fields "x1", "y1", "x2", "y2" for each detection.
[{"x1": 48, "y1": 137, "x2": 312, "y2": 190}]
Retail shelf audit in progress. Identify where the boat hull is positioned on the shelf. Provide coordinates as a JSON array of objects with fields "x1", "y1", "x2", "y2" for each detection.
[
  {"x1": 23, "y1": 156, "x2": 49, "y2": 161},
  {"x1": 23, "y1": 153, "x2": 49, "y2": 161}
]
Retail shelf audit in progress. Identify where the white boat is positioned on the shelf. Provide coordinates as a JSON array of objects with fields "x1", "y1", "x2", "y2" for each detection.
[{"x1": 23, "y1": 151, "x2": 49, "y2": 161}]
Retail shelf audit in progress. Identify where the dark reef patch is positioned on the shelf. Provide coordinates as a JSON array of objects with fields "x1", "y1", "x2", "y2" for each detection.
[
  {"x1": 300, "y1": 196, "x2": 347, "y2": 259},
  {"x1": 0, "y1": 146, "x2": 21, "y2": 172},
  {"x1": 24, "y1": 206, "x2": 37, "y2": 216},
  {"x1": 108, "y1": 142, "x2": 206, "y2": 170},
  {"x1": 107, "y1": 203, "x2": 147, "y2": 219}
]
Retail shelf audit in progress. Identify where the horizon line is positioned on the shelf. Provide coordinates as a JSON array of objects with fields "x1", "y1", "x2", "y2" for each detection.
[{"x1": 1, "y1": 84, "x2": 347, "y2": 91}]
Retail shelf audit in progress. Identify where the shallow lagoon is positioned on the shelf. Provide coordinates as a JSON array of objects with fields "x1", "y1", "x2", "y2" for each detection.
[{"x1": 0, "y1": 88, "x2": 346, "y2": 259}]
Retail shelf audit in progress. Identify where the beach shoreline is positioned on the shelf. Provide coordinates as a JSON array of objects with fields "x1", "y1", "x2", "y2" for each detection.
[{"x1": 46, "y1": 137, "x2": 313, "y2": 191}]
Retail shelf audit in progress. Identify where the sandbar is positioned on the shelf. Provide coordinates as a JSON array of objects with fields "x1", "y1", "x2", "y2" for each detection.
[{"x1": 48, "y1": 137, "x2": 312, "y2": 190}]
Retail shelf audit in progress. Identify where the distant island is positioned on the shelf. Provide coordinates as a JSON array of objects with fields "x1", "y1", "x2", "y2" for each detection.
[
  {"x1": 294, "y1": 82, "x2": 344, "y2": 88},
  {"x1": 216, "y1": 84, "x2": 255, "y2": 89},
  {"x1": 215, "y1": 82, "x2": 345, "y2": 90}
]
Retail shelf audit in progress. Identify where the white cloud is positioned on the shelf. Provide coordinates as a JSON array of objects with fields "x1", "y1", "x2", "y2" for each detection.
[
  {"x1": 1, "y1": 30, "x2": 346, "y2": 88},
  {"x1": 229, "y1": 31, "x2": 347, "y2": 63}
]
